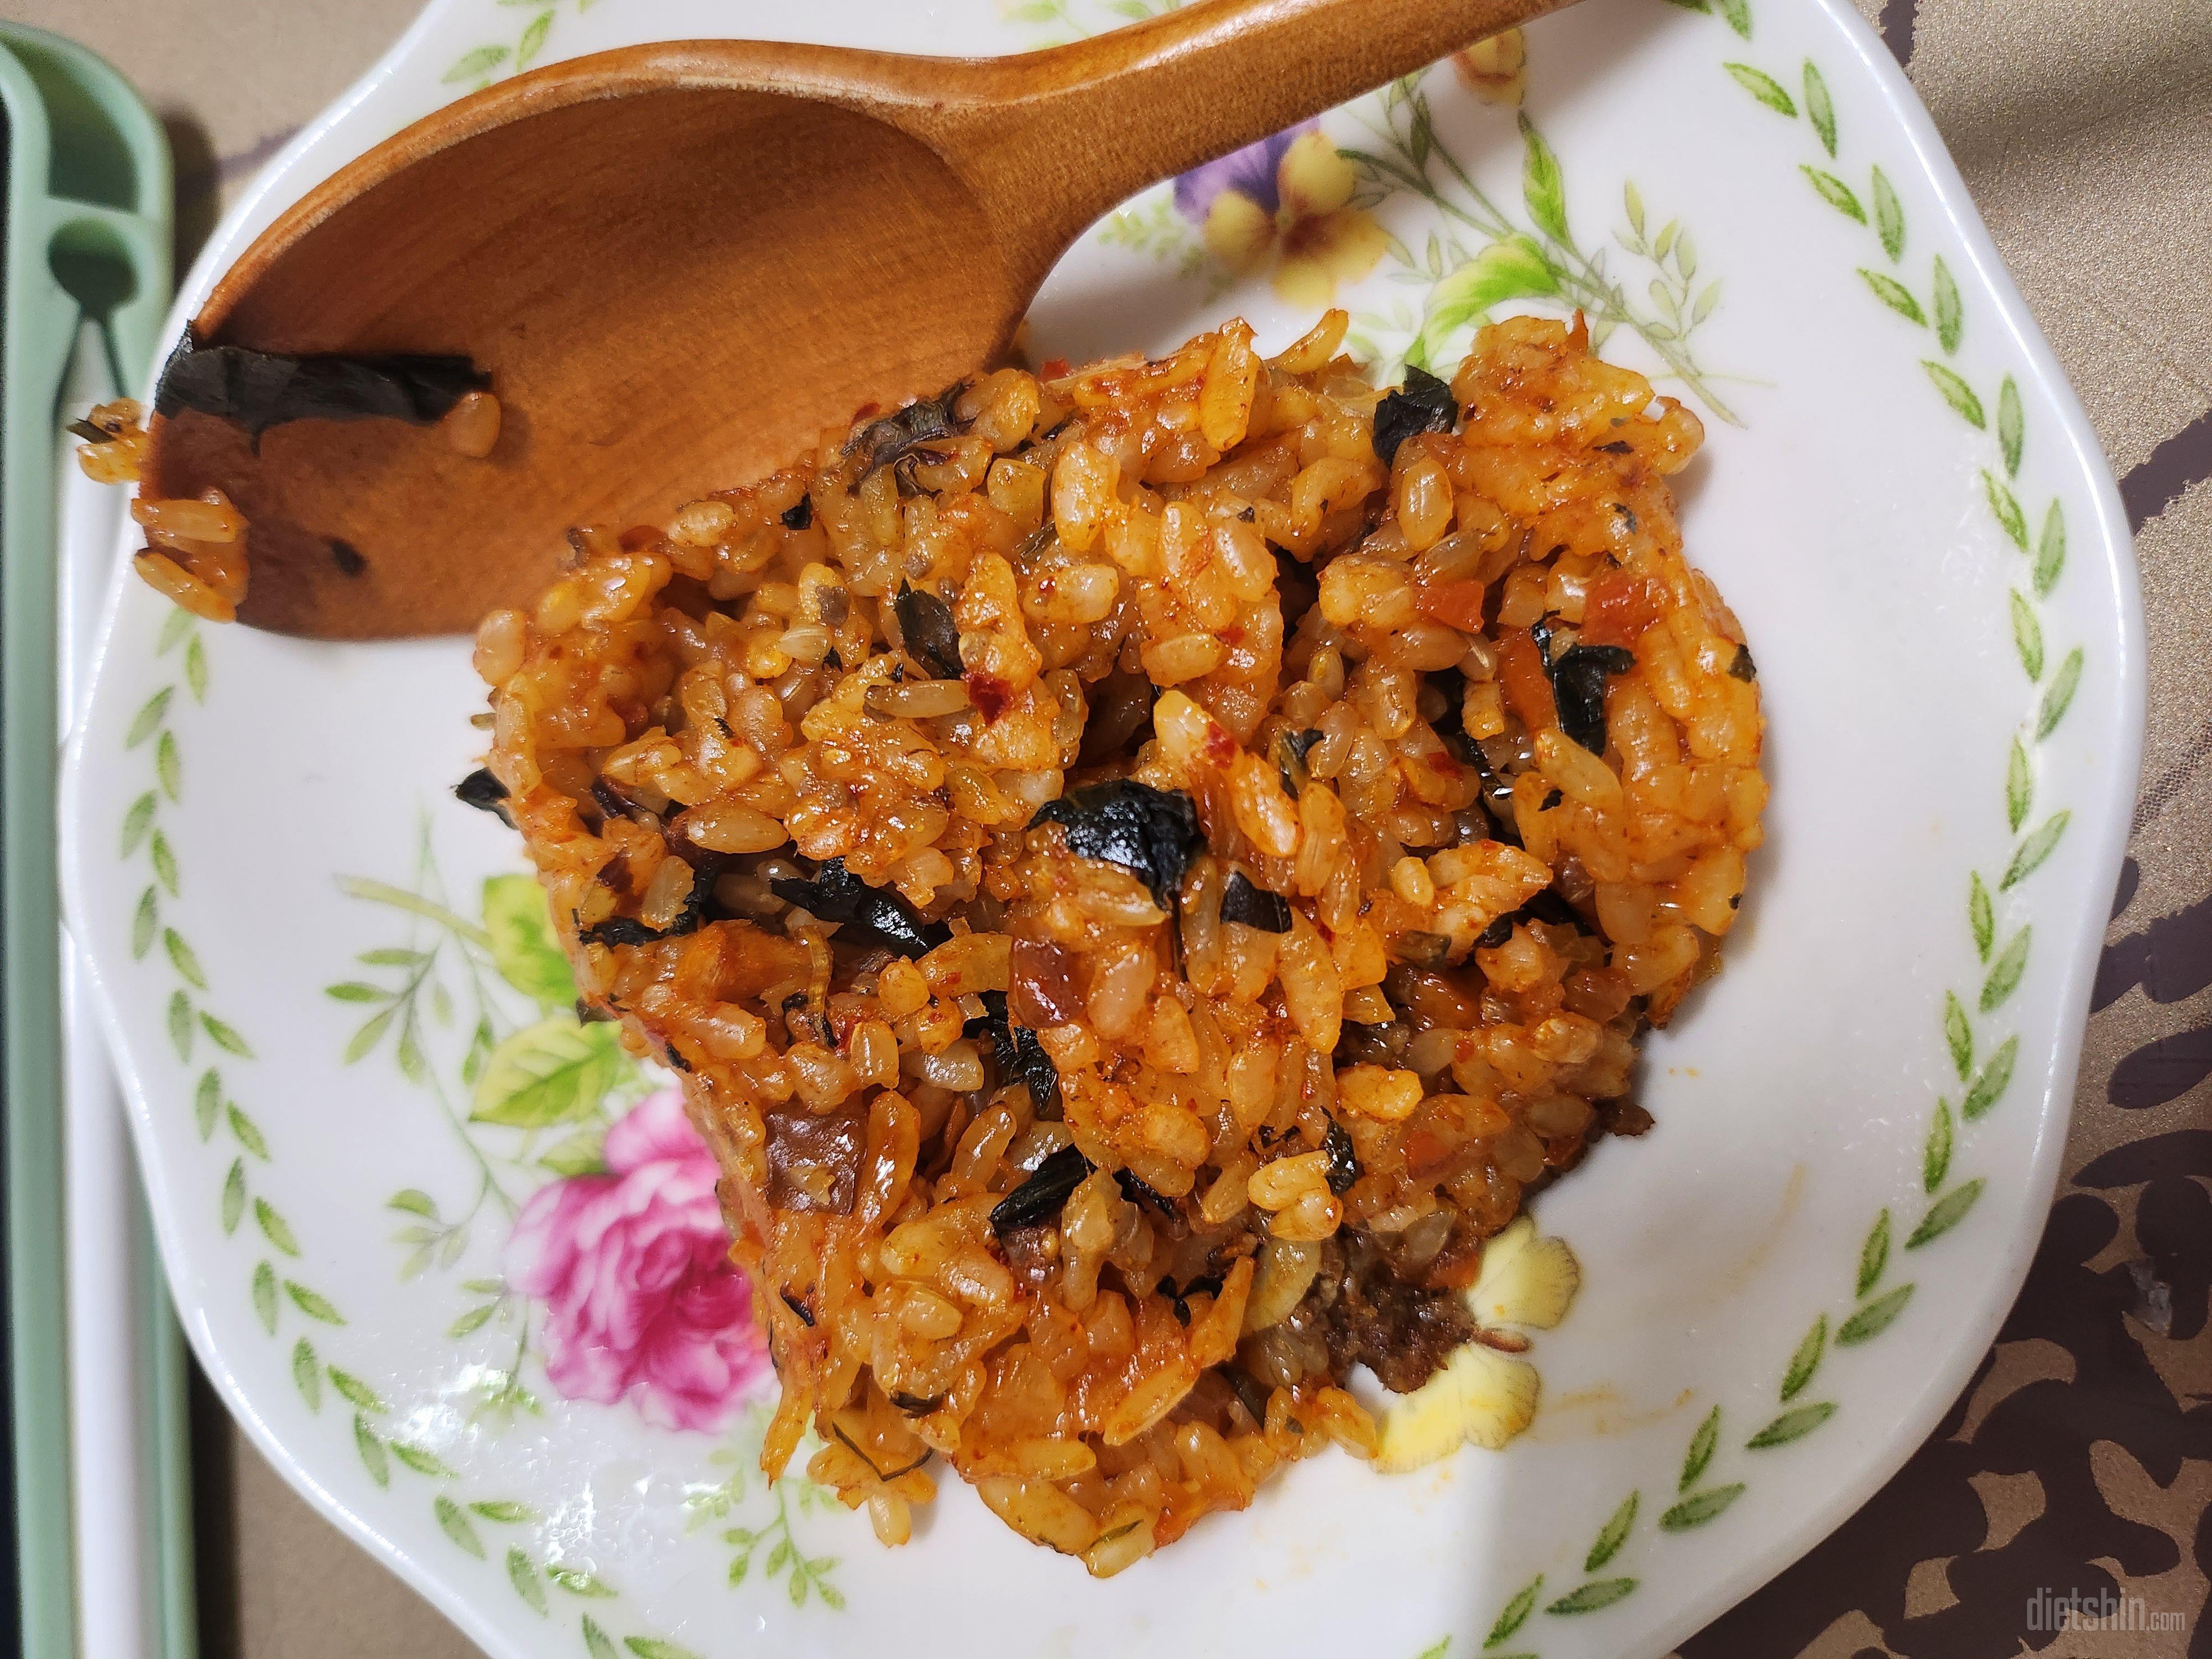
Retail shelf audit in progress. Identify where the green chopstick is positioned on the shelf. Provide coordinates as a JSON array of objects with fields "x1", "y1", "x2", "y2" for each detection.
[{"x1": 1, "y1": 23, "x2": 178, "y2": 1659}]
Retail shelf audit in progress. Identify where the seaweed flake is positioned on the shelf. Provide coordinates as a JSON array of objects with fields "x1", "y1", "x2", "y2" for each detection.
[
  {"x1": 662, "y1": 1043, "x2": 692, "y2": 1072},
  {"x1": 1370, "y1": 365, "x2": 1458, "y2": 466},
  {"x1": 1166, "y1": 1274, "x2": 1227, "y2": 1327},
  {"x1": 578, "y1": 916, "x2": 662, "y2": 948},
  {"x1": 894, "y1": 582, "x2": 964, "y2": 680},
  {"x1": 781, "y1": 495, "x2": 813, "y2": 530},
  {"x1": 590, "y1": 776, "x2": 655, "y2": 828},
  {"x1": 1426, "y1": 669, "x2": 1468, "y2": 740},
  {"x1": 1030, "y1": 779, "x2": 1203, "y2": 909},
  {"x1": 769, "y1": 858, "x2": 949, "y2": 958},
  {"x1": 1477, "y1": 889, "x2": 1594, "y2": 949},
  {"x1": 65, "y1": 417, "x2": 111, "y2": 444},
  {"x1": 1220, "y1": 870, "x2": 1292, "y2": 933},
  {"x1": 1391, "y1": 930, "x2": 1452, "y2": 968},
  {"x1": 1540, "y1": 788, "x2": 1564, "y2": 811},
  {"x1": 1220, "y1": 1364, "x2": 1271, "y2": 1425},
  {"x1": 831, "y1": 1420, "x2": 933, "y2": 1482},
  {"x1": 577, "y1": 864, "x2": 719, "y2": 949},
  {"x1": 780, "y1": 1288, "x2": 817, "y2": 1327},
  {"x1": 989, "y1": 1143, "x2": 1095, "y2": 1237},
  {"x1": 668, "y1": 860, "x2": 721, "y2": 931},
  {"x1": 1729, "y1": 644, "x2": 1757, "y2": 682},
  {"x1": 154, "y1": 332, "x2": 489, "y2": 442},
  {"x1": 1114, "y1": 1167, "x2": 1178, "y2": 1219},
  {"x1": 1275, "y1": 726, "x2": 1324, "y2": 797},
  {"x1": 1519, "y1": 888, "x2": 1584, "y2": 930},
  {"x1": 974, "y1": 989, "x2": 1062, "y2": 1114},
  {"x1": 454, "y1": 768, "x2": 512, "y2": 825},
  {"x1": 848, "y1": 387, "x2": 967, "y2": 479},
  {"x1": 1323, "y1": 1117, "x2": 1364, "y2": 1196},
  {"x1": 1550, "y1": 643, "x2": 1637, "y2": 754},
  {"x1": 890, "y1": 1390, "x2": 944, "y2": 1416}
]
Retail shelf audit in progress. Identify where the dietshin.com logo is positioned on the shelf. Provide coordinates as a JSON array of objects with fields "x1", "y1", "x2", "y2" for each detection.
[{"x1": 2026, "y1": 1587, "x2": 2187, "y2": 1634}]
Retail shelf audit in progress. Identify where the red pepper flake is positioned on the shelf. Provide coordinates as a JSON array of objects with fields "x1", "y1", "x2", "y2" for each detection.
[
  {"x1": 966, "y1": 671, "x2": 1012, "y2": 721},
  {"x1": 1496, "y1": 627, "x2": 1558, "y2": 732},
  {"x1": 1039, "y1": 357, "x2": 1071, "y2": 380},
  {"x1": 1579, "y1": 573, "x2": 1662, "y2": 648},
  {"x1": 1416, "y1": 578, "x2": 1489, "y2": 633}
]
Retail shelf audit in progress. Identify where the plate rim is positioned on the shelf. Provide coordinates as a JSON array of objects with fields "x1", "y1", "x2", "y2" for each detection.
[{"x1": 56, "y1": 1, "x2": 2147, "y2": 1653}]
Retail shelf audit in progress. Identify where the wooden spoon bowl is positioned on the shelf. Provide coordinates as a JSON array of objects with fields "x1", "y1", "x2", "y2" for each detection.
[{"x1": 149, "y1": 0, "x2": 1562, "y2": 638}]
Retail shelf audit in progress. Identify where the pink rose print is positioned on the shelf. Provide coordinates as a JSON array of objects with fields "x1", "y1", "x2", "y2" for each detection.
[{"x1": 504, "y1": 1088, "x2": 770, "y2": 1433}]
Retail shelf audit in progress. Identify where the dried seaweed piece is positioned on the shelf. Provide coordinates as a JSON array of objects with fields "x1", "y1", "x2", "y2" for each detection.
[
  {"x1": 1220, "y1": 1364, "x2": 1272, "y2": 1426},
  {"x1": 1114, "y1": 1167, "x2": 1178, "y2": 1219},
  {"x1": 589, "y1": 775, "x2": 656, "y2": 830},
  {"x1": 890, "y1": 1390, "x2": 944, "y2": 1416},
  {"x1": 578, "y1": 916, "x2": 662, "y2": 948},
  {"x1": 576, "y1": 863, "x2": 719, "y2": 948},
  {"x1": 1391, "y1": 930, "x2": 1453, "y2": 968},
  {"x1": 1323, "y1": 1117, "x2": 1363, "y2": 1196},
  {"x1": 1550, "y1": 643, "x2": 1637, "y2": 754},
  {"x1": 780, "y1": 495, "x2": 813, "y2": 530},
  {"x1": 1220, "y1": 870, "x2": 1292, "y2": 933},
  {"x1": 973, "y1": 990, "x2": 1062, "y2": 1114},
  {"x1": 153, "y1": 332, "x2": 489, "y2": 442},
  {"x1": 1371, "y1": 365, "x2": 1458, "y2": 466},
  {"x1": 770, "y1": 857, "x2": 948, "y2": 958},
  {"x1": 894, "y1": 582, "x2": 963, "y2": 680},
  {"x1": 848, "y1": 387, "x2": 967, "y2": 479},
  {"x1": 1229, "y1": 873, "x2": 1298, "y2": 939},
  {"x1": 1729, "y1": 643, "x2": 1757, "y2": 681},
  {"x1": 988, "y1": 1143, "x2": 1095, "y2": 1237},
  {"x1": 781, "y1": 1288, "x2": 817, "y2": 1326},
  {"x1": 1030, "y1": 779, "x2": 1203, "y2": 909},
  {"x1": 454, "y1": 767, "x2": 512, "y2": 826},
  {"x1": 1274, "y1": 726, "x2": 1324, "y2": 797}
]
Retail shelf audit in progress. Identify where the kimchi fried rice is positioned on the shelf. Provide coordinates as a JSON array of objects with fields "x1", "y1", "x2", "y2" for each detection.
[{"x1": 445, "y1": 310, "x2": 1766, "y2": 1573}]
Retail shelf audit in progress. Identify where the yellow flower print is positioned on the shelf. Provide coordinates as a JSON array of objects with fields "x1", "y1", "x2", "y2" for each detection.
[
  {"x1": 1177, "y1": 125, "x2": 1387, "y2": 306},
  {"x1": 1452, "y1": 27, "x2": 1528, "y2": 106}
]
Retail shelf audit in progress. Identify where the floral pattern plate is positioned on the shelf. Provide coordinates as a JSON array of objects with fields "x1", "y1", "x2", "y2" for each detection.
[{"x1": 58, "y1": 2, "x2": 2145, "y2": 1656}]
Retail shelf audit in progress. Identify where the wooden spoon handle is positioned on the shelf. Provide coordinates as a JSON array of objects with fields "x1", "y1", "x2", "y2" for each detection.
[{"x1": 951, "y1": 0, "x2": 1567, "y2": 272}]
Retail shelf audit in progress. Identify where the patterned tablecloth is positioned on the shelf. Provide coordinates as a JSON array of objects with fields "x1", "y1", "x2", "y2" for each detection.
[{"x1": 22, "y1": 0, "x2": 2212, "y2": 1651}]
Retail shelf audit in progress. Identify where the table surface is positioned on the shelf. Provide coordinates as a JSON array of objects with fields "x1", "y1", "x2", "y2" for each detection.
[{"x1": 19, "y1": 0, "x2": 2212, "y2": 1652}]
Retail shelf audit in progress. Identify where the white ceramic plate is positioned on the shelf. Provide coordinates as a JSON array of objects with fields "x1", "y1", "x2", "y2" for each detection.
[{"x1": 60, "y1": 2, "x2": 2144, "y2": 1656}]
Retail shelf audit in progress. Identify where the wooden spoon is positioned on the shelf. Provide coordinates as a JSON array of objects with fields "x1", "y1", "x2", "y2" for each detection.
[{"x1": 149, "y1": 0, "x2": 1563, "y2": 638}]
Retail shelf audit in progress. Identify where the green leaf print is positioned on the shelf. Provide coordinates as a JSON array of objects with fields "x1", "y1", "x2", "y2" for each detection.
[
  {"x1": 471, "y1": 1018, "x2": 628, "y2": 1128},
  {"x1": 482, "y1": 873, "x2": 579, "y2": 1008}
]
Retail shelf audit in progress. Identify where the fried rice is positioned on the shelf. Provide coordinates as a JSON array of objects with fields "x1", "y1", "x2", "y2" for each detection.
[{"x1": 455, "y1": 309, "x2": 1767, "y2": 1573}]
